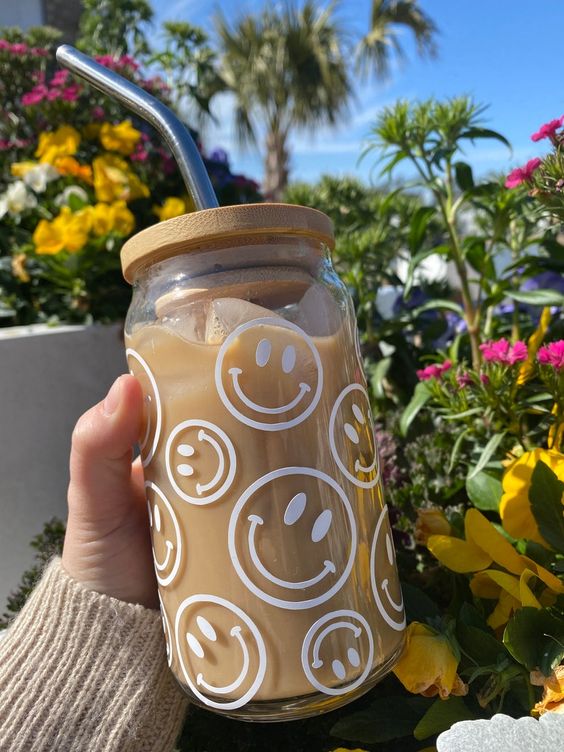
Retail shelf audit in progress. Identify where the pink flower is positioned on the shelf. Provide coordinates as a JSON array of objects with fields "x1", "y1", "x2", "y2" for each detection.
[
  {"x1": 531, "y1": 117, "x2": 564, "y2": 142},
  {"x1": 9, "y1": 43, "x2": 28, "y2": 55},
  {"x1": 479, "y1": 338, "x2": 528, "y2": 365},
  {"x1": 456, "y1": 372, "x2": 473, "y2": 388},
  {"x1": 416, "y1": 360, "x2": 452, "y2": 381},
  {"x1": 480, "y1": 373, "x2": 490, "y2": 385},
  {"x1": 46, "y1": 87, "x2": 61, "y2": 101},
  {"x1": 130, "y1": 148, "x2": 149, "y2": 162},
  {"x1": 505, "y1": 158, "x2": 542, "y2": 189},
  {"x1": 61, "y1": 85, "x2": 81, "y2": 101},
  {"x1": 30, "y1": 46, "x2": 49, "y2": 57},
  {"x1": 50, "y1": 69, "x2": 69, "y2": 87},
  {"x1": 0, "y1": 39, "x2": 10, "y2": 50},
  {"x1": 22, "y1": 85, "x2": 48, "y2": 105},
  {"x1": 0, "y1": 139, "x2": 10, "y2": 150},
  {"x1": 119, "y1": 54, "x2": 139, "y2": 70},
  {"x1": 537, "y1": 340, "x2": 564, "y2": 370},
  {"x1": 92, "y1": 106, "x2": 105, "y2": 120}
]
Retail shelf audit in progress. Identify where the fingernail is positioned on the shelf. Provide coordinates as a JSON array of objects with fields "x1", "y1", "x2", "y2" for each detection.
[{"x1": 103, "y1": 377, "x2": 122, "y2": 416}]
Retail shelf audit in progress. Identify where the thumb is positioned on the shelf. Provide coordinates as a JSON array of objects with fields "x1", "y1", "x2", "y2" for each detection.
[{"x1": 68, "y1": 374, "x2": 145, "y2": 527}]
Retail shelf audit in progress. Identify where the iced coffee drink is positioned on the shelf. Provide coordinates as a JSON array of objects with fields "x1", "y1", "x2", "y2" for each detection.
[{"x1": 122, "y1": 205, "x2": 405, "y2": 720}]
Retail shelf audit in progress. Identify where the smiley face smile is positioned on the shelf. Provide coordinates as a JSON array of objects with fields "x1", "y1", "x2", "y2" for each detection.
[
  {"x1": 247, "y1": 513, "x2": 336, "y2": 589},
  {"x1": 381, "y1": 578, "x2": 404, "y2": 612},
  {"x1": 228, "y1": 367, "x2": 311, "y2": 414},
  {"x1": 195, "y1": 626, "x2": 249, "y2": 695},
  {"x1": 154, "y1": 540, "x2": 174, "y2": 571}
]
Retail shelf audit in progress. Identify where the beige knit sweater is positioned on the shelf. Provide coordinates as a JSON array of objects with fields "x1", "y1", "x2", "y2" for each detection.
[{"x1": 0, "y1": 558, "x2": 188, "y2": 751}]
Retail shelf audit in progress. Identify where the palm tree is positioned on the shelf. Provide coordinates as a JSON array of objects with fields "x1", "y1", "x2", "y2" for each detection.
[
  {"x1": 356, "y1": 0, "x2": 438, "y2": 79},
  {"x1": 215, "y1": 2, "x2": 352, "y2": 200}
]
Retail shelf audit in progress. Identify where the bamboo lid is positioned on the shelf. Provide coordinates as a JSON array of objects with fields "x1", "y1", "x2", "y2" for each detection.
[{"x1": 120, "y1": 203, "x2": 334, "y2": 283}]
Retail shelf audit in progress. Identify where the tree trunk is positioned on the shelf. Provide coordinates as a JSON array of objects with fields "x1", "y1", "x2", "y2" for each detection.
[{"x1": 263, "y1": 127, "x2": 289, "y2": 201}]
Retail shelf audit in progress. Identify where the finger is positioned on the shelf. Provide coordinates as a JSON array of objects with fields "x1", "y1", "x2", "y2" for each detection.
[{"x1": 68, "y1": 374, "x2": 145, "y2": 527}]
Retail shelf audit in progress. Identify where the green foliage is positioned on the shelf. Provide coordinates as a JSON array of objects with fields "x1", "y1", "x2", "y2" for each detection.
[
  {"x1": 529, "y1": 461, "x2": 564, "y2": 554},
  {"x1": 0, "y1": 518, "x2": 65, "y2": 629},
  {"x1": 413, "y1": 696, "x2": 475, "y2": 740},
  {"x1": 77, "y1": 0, "x2": 153, "y2": 57},
  {"x1": 504, "y1": 606, "x2": 564, "y2": 676}
]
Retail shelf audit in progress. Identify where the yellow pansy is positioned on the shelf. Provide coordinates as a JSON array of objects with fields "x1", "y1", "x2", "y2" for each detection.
[
  {"x1": 92, "y1": 154, "x2": 149, "y2": 203},
  {"x1": 54, "y1": 156, "x2": 93, "y2": 184},
  {"x1": 11, "y1": 253, "x2": 29, "y2": 283},
  {"x1": 110, "y1": 201, "x2": 135, "y2": 235},
  {"x1": 33, "y1": 206, "x2": 91, "y2": 255},
  {"x1": 153, "y1": 196, "x2": 187, "y2": 221},
  {"x1": 517, "y1": 307, "x2": 551, "y2": 385},
  {"x1": 500, "y1": 448, "x2": 564, "y2": 544},
  {"x1": 35, "y1": 125, "x2": 80, "y2": 165},
  {"x1": 532, "y1": 665, "x2": 564, "y2": 715},
  {"x1": 99, "y1": 120, "x2": 142, "y2": 155},
  {"x1": 428, "y1": 508, "x2": 564, "y2": 629},
  {"x1": 91, "y1": 203, "x2": 114, "y2": 236},
  {"x1": 393, "y1": 622, "x2": 468, "y2": 699},
  {"x1": 10, "y1": 161, "x2": 38, "y2": 178},
  {"x1": 414, "y1": 507, "x2": 452, "y2": 546}
]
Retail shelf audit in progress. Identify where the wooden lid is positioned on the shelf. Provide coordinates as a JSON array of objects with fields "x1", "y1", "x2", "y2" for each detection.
[{"x1": 120, "y1": 203, "x2": 334, "y2": 283}]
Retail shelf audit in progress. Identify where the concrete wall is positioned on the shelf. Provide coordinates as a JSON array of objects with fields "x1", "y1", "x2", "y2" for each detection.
[
  {"x1": 0, "y1": 324, "x2": 126, "y2": 610},
  {"x1": 0, "y1": 0, "x2": 43, "y2": 28}
]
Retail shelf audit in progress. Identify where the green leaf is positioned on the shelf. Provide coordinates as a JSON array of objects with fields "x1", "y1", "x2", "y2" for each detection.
[
  {"x1": 402, "y1": 582, "x2": 441, "y2": 623},
  {"x1": 369, "y1": 357, "x2": 392, "y2": 401},
  {"x1": 507, "y1": 289, "x2": 564, "y2": 306},
  {"x1": 448, "y1": 428, "x2": 470, "y2": 473},
  {"x1": 414, "y1": 697, "x2": 476, "y2": 741},
  {"x1": 454, "y1": 161, "x2": 474, "y2": 191},
  {"x1": 504, "y1": 607, "x2": 564, "y2": 675},
  {"x1": 467, "y1": 432, "x2": 506, "y2": 481},
  {"x1": 412, "y1": 299, "x2": 465, "y2": 316},
  {"x1": 331, "y1": 696, "x2": 430, "y2": 743},
  {"x1": 408, "y1": 206, "x2": 436, "y2": 253},
  {"x1": 460, "y1": 127, "x2": 512, "y2": 150},
  {"x1": 404, "y1": 248, "x2": 441, "y2": 299},
  {"x1": 466, "y1": 471, "x2": 503, "y2": 511},
  {"x1": 457, "y1": 620, "x2": 504, "y2": 665},
  {"x1": 400, "y1": 382, "x2": 432, "y2": 436},
  {"x1": 529, "y1": 461, "x2": 564, "y2": 554}
]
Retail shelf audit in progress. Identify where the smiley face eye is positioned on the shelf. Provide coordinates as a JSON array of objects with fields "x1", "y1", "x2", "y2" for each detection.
[
  {"x1": 284, "y1": 492, "x2": 307, "y2": 525},
  {"x1": 255, "y1": 338, "x2": 272, "y2": 367},
  {"x1": 186, "y1": 631, "x2": 205, "y2": 658},
  {"x1": 347, "y1": 647, "x2": 360, "y2": 667},
  {"x1": 153, "y1": 503, "x2": 162, "y2": 532},
  {"x1": 282, "y1": 345, "x2": 296, "y2": 373},
  {"x1": 352, "y1": 403, "x2": 365, "y2": 424},
  {"x1": 386, "y1": 533, "x2": 394, "y2": 565},
  {"x1": 311, "y1": 509, "x2": 332, "y2": 542},
  {"x1": 332, "y1": 658, "x2": 346, "y2": 680},
  {"x1": 344, "y1": 423, "x2": 360, "y2": 444},
  {"x1": 197, "y1": 615, "x2": 217, "y2": 642}
]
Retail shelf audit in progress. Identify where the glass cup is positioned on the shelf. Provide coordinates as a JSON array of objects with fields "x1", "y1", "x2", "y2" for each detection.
[{"x1": 121, "y1": 204, "x2": 405, "y2": 721}]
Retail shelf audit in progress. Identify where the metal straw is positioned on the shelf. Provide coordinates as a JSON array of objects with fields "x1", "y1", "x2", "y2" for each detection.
[{"x1": 56, "y1": 45, "x2": 219, "y2": 211}]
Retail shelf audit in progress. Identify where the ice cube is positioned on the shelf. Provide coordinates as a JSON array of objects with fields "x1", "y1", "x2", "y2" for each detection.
[
  {"x1": 205, "y1": 298, "x2": 281, "y2": 344},
  {"x1": 291, "y1": 284, "x2": 342, "y2": 336},
  {"x1": 161, "y1": 299, "x2": 208, "y2": 344}
]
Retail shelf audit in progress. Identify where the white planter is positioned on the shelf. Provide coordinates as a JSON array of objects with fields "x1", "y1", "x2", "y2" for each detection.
[{"x1": 0, "y1": 324, "x2": 126, "y2": 609}]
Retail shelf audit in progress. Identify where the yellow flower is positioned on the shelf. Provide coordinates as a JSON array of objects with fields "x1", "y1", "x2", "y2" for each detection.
[
  {"x1": 500, "y1": 448, "x2": 564, "y2": 544},
  {"x1": 35, "y1": 125, "x2": 80, "y2": 165},
  {"x1": 54, "y1": 156, "x2": 93, "y2": 184},
  {"x1": 10, "y1": 161, "x2": 38, "y2": 178},
  {"x1": 393, "y1": 622, "x2": 468, "y2": 699},
  {"x1": 428, "y1": 508, "x2": 564, "y2": 629},
  {"x1": 532, "y1": 665, "x2": 564, "y2": 716},
  {"x1": 517, "y1": 307, "x2": 551, "y2": 385},
  {"x1": 111, "y1": 200, "x2": 135, "y2": 235},
  {"x1": 414, "y1": 507, "x2": 452, "y2": 546},
  {"x1": 153, "y1": 196, "x2": 187, "y2": 221},
  {"x1": 33, "y1": 206, "x2": 92, "y2": 255},
  {"x1": 91, "y1": 201, "x2": 135, "y2": 237},
  {"x1": 99, "y1": 120, "x2": 142, "y2": 155},
  {"x1": 11, "y1": 253, "x2": 29, "y2": 282},
  {"x1": 92, "y1": 154, "x2": 149, "y2": 203}
]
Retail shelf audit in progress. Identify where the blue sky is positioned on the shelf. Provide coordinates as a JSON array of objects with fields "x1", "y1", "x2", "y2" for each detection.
[{"x1": 151, "y1": 0, "x2": 564, "y2": 187}]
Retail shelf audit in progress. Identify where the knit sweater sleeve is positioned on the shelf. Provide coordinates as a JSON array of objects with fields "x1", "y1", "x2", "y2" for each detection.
[{"x1": 0, "y1": 558, "x2": 188, "y2": 752}]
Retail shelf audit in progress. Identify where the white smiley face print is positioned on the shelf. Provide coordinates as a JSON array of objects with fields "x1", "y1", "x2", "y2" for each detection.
[
  {"x1": 228, "y1": 467, "x2": 357, "y2": 610},
  {"x1": 301, "y1": 610, "x2": 374, "y2": 696},
  {"x1": 175, "y1": 594, "x2": 267, "y2": 710},
  {"x1": 215, "y1": 317, "x2": 323, "y2": 431},
  {"x1": 329, "y1": 384, "x2": 380, "y2": 489},
  {"x1": 146, "y1": 481, "x2": 182, "y2": 587},
  {"x1": 126, "y1": 348, "x2": 162, "y2": 467},
  {"x1": 158, "y1": 593, "x2": 173, "y2": 667},
  {"x1": 370, "y1": 505, "x2": 405, "y2": 631},
  {"x1": 165, "y1": 419, "x2": 236, "y2": 505}
]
